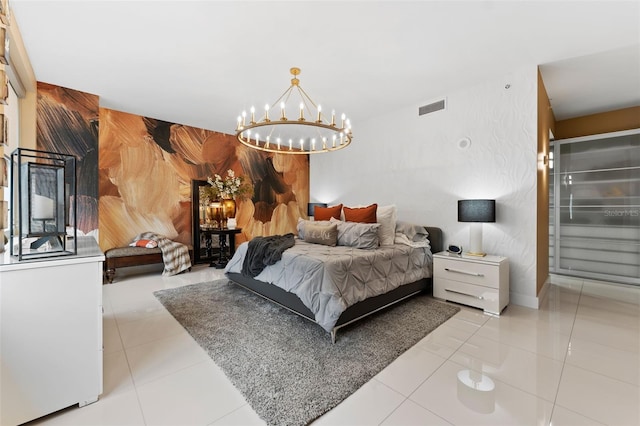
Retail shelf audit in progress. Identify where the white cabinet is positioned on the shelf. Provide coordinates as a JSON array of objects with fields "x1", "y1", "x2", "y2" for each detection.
[
  {"x1": 433, "y1": 252, "x2": 509, "y2": 315},
  {"x1": 0, "y1": 237, "x2": 104, "y2": 426}
]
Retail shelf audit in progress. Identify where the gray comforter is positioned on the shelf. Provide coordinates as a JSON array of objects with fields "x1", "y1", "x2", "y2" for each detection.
[{"x1": 224, "y1": 239, "x2": 433, "y2": 332}]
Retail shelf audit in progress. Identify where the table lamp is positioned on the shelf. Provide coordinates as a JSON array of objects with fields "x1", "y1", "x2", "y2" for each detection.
[{"x1": 458, "y1": 199, "x2": 495, "y2": 257}]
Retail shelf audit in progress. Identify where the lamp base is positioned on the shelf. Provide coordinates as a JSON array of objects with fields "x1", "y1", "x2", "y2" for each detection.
[{"x1": 468, "y1": 223, "x2": 485, "y2": 257}]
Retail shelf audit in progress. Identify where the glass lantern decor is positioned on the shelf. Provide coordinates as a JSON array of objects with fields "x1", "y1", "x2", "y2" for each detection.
[{"x1": 10, "y1": 148, "x2": 77, "y2": 260}]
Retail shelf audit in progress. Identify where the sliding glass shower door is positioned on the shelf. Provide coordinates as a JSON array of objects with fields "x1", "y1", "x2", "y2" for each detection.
[{"x1": 549, "y1": 129, "x2": 640, "y2": 286}]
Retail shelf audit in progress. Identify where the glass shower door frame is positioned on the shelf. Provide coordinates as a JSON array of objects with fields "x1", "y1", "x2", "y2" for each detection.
[{"x1": 550, "y1": 128, "x2": 640, "y2": 286}]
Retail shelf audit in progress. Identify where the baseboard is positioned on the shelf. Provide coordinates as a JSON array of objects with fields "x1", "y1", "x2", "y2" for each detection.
[
  {"x1": 536, "y1": 277, "x2": 551, "y2": 308},
  {"x1": 548, "y1": 273, "x2": 585, "y2": 286},
  {"x1": 509, "y1": 274, "x2": 552, "y2": 310},
  {"x1": 509, "y1": 290, "x2": 542, "y2": 309}
]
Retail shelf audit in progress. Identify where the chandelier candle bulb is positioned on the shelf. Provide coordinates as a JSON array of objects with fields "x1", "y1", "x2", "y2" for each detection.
[
  {"x1": 332, "y1": 134, "x2": 336, "y2": 148},
  {"x1": 331, "y1": 110, "x2": 336, "y2": 126},
  {"x1": 264, "y1": 104, "x2": 270, "y2": 122},
  {"x1": 299, "y1": 102, "x2": 305, "y2": 121},
  {"x1": 255, "y1": 134, "x2": 260, "y2": 146},
  {"x1": 289, "y1": 139, "x2": 293, "y2": 150},
  {"x1": 266, "y1": 136, "x2": 270, "y2": 148},
  {"x1": 322, "y1": 137, "x2": 327, "y2": 150},
  {"x1": 300, "y1": 138, "x2": 304, "y2": 150},
  {"x1": 277, "y1": 137, "x2": 281, "y2": 150},
  {"x1": 316, "y1": 105, "x2": 322, "y2": 123},
  {"x1": 280, "y1": 102, "x2": 286, "y2": 120},
  {"x1": 312, "y1": 138, "x2": 316, "y2": 151},
  {"x1": 250, "y1": 106, "x2": 256, "y2": 124}
]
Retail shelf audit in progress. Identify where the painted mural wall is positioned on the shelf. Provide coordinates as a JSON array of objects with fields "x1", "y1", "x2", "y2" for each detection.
[
  {"x1": 311, "y1": 66, "x2": 540, "y2": 308},
  {"x1": 36, "y1": 83, "x2": 309, "y2": 253},
  {"x1": 98, "y1": 108, "x2": 309, "y2": 251},
  {"x1": 36, "y1": 82, "x2": 99, "y2": 236}
]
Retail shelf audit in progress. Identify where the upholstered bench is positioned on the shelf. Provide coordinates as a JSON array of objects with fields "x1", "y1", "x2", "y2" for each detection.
[{"x1": 104, "y1": 245, "x2": 194, "y2": 283}]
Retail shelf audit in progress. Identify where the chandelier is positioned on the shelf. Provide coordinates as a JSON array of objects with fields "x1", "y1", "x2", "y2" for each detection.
[{"x1": 235, "y1": 67, "x2": 352, "y2": 155}]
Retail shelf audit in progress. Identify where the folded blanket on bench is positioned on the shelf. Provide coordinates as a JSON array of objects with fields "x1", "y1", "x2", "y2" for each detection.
[{"x1": 133, "y1": 232, "x2": 192, "y2": 276}]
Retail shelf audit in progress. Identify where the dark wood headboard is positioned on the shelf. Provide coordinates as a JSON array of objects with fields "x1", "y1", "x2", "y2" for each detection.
[{"x1": 424, "y1": 226, "x2": 443, "y2": 254}]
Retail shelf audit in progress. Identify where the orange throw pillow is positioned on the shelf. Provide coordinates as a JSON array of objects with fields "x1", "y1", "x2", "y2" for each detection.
[
  {"x1": 344, "y1": 203, "x2": 378, "y2": 223},
  {"x1": 314, "y1": 204, "x2": 343, "y2": 221},
  {"x1": 130, "y1": 239, "x2": 158, "y2": 248}
]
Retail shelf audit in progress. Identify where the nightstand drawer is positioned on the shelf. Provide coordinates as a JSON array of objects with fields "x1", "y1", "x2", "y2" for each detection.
[
  {"x1": 433, "y1": 278, "x2": 501, "y2": 315},
  {"x1": 434, "y1": 258, "x2": 500, "y2": 289}
]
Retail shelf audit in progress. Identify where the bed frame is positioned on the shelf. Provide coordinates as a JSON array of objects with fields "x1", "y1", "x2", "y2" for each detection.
[{"x1": 225, "y1": 226, "x2": 443, "y2": 343}]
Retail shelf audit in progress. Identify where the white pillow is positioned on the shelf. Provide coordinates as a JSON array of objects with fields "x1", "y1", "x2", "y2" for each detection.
[
  {"x1": 337, "y1": 203, "x2": 397, "y2": 246},
  {"x1": 377, "y1": 205, "x2": 397, "y2": 246}
]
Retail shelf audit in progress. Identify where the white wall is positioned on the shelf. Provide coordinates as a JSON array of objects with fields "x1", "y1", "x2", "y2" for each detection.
[{"x1": 311, "y1": 66, "x2": 540, "y2": 308}]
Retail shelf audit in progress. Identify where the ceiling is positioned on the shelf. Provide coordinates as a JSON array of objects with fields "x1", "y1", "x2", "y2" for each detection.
[{"x1": 8, "y1": 1, "x2": 640, "y2": 134}]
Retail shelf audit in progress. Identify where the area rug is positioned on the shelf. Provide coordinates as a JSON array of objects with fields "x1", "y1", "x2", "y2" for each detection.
[{"x1": 154, "y1": 279, "x2": 459, "y2": 426}]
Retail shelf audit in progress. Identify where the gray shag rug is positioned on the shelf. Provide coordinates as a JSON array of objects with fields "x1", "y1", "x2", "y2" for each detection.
[{"x1": 154, "y1": 279, "x2": 459, "y2": 426}]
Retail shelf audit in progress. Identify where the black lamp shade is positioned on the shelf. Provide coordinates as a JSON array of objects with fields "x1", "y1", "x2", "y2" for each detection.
[
  {"x1": 307, "y1": 202, "x2": 328, "y2": 217},
  {"x1": 458, "y1": 199, "x2": 496, "y2": 223}
]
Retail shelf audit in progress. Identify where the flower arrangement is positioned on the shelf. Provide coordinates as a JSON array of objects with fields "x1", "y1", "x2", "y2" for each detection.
[{"x1": 206, "y1": 169, "x2": 252, "y2": 200}]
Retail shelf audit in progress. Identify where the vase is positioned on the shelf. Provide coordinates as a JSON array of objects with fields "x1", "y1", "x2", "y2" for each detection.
[{"x1": 221, "y1": 198, "x2": 236, "y2": 220}]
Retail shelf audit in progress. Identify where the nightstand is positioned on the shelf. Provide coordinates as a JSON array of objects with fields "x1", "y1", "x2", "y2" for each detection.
[{"x1": 433, "y1": 251, "x2": 509, "y2": 315}]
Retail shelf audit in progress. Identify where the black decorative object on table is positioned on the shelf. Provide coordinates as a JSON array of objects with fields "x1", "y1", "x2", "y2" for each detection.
[{"x1": 9, "y1": 148, "x2": 78, "y2": 260}]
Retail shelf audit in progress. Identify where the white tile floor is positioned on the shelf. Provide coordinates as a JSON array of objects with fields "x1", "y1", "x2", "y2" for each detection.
[{"x1": 29, "y1": 265, "x2": 640, "y2": 426}]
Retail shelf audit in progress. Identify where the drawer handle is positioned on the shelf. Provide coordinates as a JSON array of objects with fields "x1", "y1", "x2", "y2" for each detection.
[
  {"x1": 445, "y1": 288, "x2": 484, "y2": 300},
  {"x1": 444, "y1": 267, "x2": 484, "y2": 277}
]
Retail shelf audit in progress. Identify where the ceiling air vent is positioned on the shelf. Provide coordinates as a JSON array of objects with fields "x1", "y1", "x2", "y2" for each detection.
[{"x1": 418, "y1": 98, "x2": 446, "y2": 116}]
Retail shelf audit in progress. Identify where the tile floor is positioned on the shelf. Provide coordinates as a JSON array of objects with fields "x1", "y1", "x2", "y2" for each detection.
[{"x1": 29, "y1": 265, "x2": 640, "y2": 426}]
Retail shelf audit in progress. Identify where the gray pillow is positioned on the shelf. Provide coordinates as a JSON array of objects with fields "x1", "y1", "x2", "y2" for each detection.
[
  {"x1": 304, "y1": 223, "x2": 338, "y2": 246},
  {"x1": 297, "y1": 218, "x2": 332, "y2": 240},
  {"x1": 332, "y1": 219, "x2": 381, "y2": 249}
]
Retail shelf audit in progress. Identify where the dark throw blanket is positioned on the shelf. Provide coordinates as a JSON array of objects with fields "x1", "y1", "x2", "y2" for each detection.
[{"x1": 241, "y1": 233, "x2": 296, "y2": 277}]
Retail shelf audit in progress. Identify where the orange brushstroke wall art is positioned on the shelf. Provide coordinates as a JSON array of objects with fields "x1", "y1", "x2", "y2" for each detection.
[
  {"x1": 35, "y1": 83, "x2": 309, "y2": 253},
  {"x1": 36, "y1": 83, "x2": 99, "y2": 236},
  {"x1": 98, "y1": 108, "x2": 309, "y2": 252}
]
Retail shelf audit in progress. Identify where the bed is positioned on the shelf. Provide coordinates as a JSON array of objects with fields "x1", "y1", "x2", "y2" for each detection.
[{"x1": 224, "y1": 223, "x2": 442, "y2": 343}]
